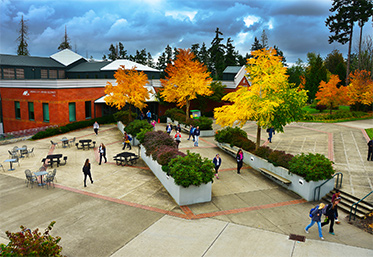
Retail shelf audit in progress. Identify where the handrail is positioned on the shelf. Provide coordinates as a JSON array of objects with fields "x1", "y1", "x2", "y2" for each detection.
[
  {"x1": 349, "y1": 190, "x2": 373, "y2": 221},
  {"x1": 313, "y1": 172, "x2": 343, "y2": 201}
]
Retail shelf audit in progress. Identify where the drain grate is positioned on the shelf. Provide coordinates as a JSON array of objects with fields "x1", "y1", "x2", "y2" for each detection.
[{"x1": 289, "y1": 234, "x2": 306, "y2": 242}]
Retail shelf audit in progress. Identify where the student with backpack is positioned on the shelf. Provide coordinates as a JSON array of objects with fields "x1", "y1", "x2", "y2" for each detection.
[
  {"x1": 305, "y1": 203, "x2": 325, "y2": 240},
  {"x1": 321, "y1": 199, "x2": 340, "y2": 235},
  {"x1": 174, "y1": 131, "x2": 181, "y2": 148},
  {"x1": 122, "y1": 132, "x2": 132, "y2": 150}
]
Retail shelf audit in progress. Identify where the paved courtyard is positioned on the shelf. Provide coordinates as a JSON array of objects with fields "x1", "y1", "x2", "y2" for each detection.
[{"x1": 0, "y1": 120, "x2": 372, "y2": 256}]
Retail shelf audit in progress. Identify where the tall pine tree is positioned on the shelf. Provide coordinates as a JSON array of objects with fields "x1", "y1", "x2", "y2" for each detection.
[
  {"x1": 209, "y1": 28, "x2": 225, "y2": 80},
  {"x1": 17, "y1": 15, "x2": 29, "y2": 56},
  {"x1": 58, "y1": 26, "x2": 71, "y2": 51}
]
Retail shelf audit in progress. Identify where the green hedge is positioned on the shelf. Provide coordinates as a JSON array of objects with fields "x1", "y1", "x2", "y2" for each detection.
[
  {"x1": 165, "y1": 107, "x2": 213, "y2": 130},
  {"x1": 31, "y1": 115, "x2": 115, "y2": 140},
  {"x1": 124, "y1": 120, "x2": 153, "y2": 137}
]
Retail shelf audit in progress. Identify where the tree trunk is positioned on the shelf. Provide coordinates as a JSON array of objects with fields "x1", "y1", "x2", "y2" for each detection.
[
  {"x1": 330, "y1": 103, "x2": 333, "y2": 115},
  {"x1": 358, "y1": 22, "x2": 363, "y2": 70},
  {"x1": 186, "y1": 100, "x2": 190, "y2": 121},
  {"x1": 346, "y1": 26, "x2": 353, "y2": 86},
  {"x1": 256, "y1": 125, "x2": 261, "y2": 150}
]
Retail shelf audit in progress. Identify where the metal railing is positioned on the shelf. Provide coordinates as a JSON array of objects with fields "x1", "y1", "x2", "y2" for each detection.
[
  {"x1": 313, "y1": 172, "x2": 343, "y2": 201},
  {"x1": 349, "y1": 190, "x2": 373, "y2": 221}
]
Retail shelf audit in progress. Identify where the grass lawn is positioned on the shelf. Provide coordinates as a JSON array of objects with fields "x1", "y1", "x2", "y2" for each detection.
[{"x1": 366, "y1": 128, "x2": 373, "y2": 139}]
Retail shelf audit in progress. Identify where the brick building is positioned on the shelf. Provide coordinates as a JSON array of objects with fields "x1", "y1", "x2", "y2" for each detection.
[{"x1": 0, "y1": 49, "x2": 248, "y2": 134}]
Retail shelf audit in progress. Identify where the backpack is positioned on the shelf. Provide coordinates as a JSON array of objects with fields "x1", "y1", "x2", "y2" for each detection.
[
  {"x1": 322, "y1": 204, "x2": 329, "y2": 215},
  {"x1": 128, "y1": 135, "x2": 132, "y2": 141},
  {"x1": 309, "y1": 205, "x2": 319, "y2": 218}
]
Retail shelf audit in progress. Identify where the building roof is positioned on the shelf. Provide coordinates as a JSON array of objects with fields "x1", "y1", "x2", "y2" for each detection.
[
  {"x1": 0, "y1": 54, "x2": 64, "y2": 68},
  {"x1": 95, "y1": 85, "x2": 158, "y2": 104},
  {"x1": 223, "y1": 66, "x2": 242, "y2": 74},
  {"x1": 101, "y1": 59, "x2": 160, "y2": 72},
  {"x1": 67, "y1": 61, "x2": 111, "y2": 72},
  {"x1": 50, "y1": 49, "x2": 86, "y2": 66}
]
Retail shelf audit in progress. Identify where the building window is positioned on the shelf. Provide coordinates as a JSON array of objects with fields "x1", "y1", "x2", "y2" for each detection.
[
  {"x1": 16, "y1": 69, "x2": 24, "y2": 79},
  {"x1": 43, "y1": 103, "x2": 49, "y2": 122},
  {"x1": 41, "y1": 69, "x2": 48, "y2": 79},
  {"x1": 58, "y1": 70, "x2": 65, "y2": 79},
  {"x1": 49, "y1": 70, "x2": 57, "y2": 79},
  {"x1": 85, "y1": 101, "x2": 91, "y2": 119},
  {"x1": 15, "y1": 101, "x2": 20, "y2": 119},
  {"x1": 28, "y1": 102, "x2": 35, "y2": 120},
  {"x1": 69, "y1": 102, "x2": 76, "y2": 122},
  {"x1": 4, "y1": 68, "x2": 15, "y2": 79}
]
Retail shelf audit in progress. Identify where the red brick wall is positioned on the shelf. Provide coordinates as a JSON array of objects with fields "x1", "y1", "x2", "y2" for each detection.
[{"x1": 0, "y1": 87, "x2": 105, "y2": 133}]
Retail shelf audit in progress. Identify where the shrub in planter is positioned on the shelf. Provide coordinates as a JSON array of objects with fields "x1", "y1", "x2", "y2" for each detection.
[
  {"x1": 142, "y1": 131, "x2": 176, "y2": 160},
  {"x1": 136, "y1": 127, "x2": 154, "y2": 144},
  {"x1": 289, "y1": 153, "x2": 334, "y2": 182},
  {"x1": 165, "y1": 108, "x2": 184, "y2": 121},
  {"x1": 174, "y1": 112, "x2": 187, "y2": 123},
  {"x1": 167, "y1": 151, "x2": 215, "y2": 187},
  {"x1": 124, "y1": 120, "x2": 153, "y2": 137},
  {"x1": 268, "y1": 150, "x2": 294, "y2": 169},
  {"x1": 254, "y1": 146, "x2": 273, "y2": 159},
  {"x1": 215, "y1": 127, "x2": 247, "y2": 143},
  {"x1": 0, "y1": 221, "x2": 63, "y2": 256},
  {"x1": 195, "y1": 116, "x2": 213, "y2": 130},
  {"x1": 241, "y1": 140, "x2": 256, "y2": 153},
  {"x1": 113, "y1": 110, "x2": 136, "y2": 125},
  {"x1": 157, "y1": 146, "x2": 186, "y2": 166}
]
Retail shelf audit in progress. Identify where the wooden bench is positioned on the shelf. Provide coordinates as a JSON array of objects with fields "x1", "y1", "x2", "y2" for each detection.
[
  {"x1": 258, "y1": 168, "x2": 291, "y2": 185},
  {"x1": 219, "y1": 144, "x2": 237, "y2": 158}
]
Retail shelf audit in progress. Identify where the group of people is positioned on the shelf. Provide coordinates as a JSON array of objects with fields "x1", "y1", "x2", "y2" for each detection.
[
  {"x1": 165, "y1": 123, "x2": 201, "y2": 148},
  {"x1": 212, "y1": 148, "x2": 244, "y2": 179},
  {"x1": 305, "y1": 190, "x2": 341, "y2": 240}
]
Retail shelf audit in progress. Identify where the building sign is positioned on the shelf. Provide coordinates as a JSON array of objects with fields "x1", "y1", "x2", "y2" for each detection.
[{"x1": 23, "y1": 90, "x2": 56, "y2": 97}]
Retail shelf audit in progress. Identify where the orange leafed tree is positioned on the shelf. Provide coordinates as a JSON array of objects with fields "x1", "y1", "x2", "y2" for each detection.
[
  {"x1": 347, "y1": 70, "x2": 373, "y2": 111},
  {"x1": 105, "y1": 66, "x2": 149, "y2": 119},
  {"x1": 315, "y1": 74, "x2": 348, "y2": 114},
  {"x1": 160, "y1": 48, "x2": 213, "y2": 118}
]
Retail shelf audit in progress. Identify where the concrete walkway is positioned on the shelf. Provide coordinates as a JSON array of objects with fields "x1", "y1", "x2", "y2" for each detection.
[{"x1": 0, "y1": 120, "x2": 372, "y2": 256}]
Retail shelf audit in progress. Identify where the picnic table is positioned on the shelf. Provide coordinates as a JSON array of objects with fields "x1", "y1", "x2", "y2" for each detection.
[
  {"x1": 76, "y1": 139, "x2": 96, "y2": 150},
  {"x1": 43, "y1": 154, "x2": 63, "y2": 168},
  {"x1": 4, "y1": 158, "x2": 17, "y2": 171},
  {"x1": 113, "y1": 152, "x2": 139, "y2": 166}
]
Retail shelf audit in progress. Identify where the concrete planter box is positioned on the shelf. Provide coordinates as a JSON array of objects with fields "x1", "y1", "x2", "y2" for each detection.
[
  {"x1": 217, "y1": 142, "x2": 335, "y2": 201},
  {"x1": 140, "y1": 146, "x2": 212, "y2": 205}
]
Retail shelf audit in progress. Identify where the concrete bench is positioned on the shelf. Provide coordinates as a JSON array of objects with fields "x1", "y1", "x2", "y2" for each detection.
[
  {"x1": 258, "y1": 168, "x2": 291, "y2": 185},
  {"x1": 220, "y1": 144, "x2": 237, "y2": 158}
]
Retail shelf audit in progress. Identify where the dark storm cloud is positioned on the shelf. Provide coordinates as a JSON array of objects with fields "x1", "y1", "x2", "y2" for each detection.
[{"x1": 0, "y1": 0, "x2": 371, "y2": 64}]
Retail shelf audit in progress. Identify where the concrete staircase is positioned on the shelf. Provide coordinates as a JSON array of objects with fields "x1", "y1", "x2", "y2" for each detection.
[{"x1": 322, "y1": 189, "x2": 373, "y2": 219}]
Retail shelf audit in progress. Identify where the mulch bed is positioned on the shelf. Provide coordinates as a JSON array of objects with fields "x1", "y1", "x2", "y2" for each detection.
[{"x1": 345, "y1": 212, "x2": 373, "y2": 235}]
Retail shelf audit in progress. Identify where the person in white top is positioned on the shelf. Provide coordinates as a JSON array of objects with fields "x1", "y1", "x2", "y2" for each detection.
[{"x1": 93, "y1": 121, "x2": 99, "y2": 136}]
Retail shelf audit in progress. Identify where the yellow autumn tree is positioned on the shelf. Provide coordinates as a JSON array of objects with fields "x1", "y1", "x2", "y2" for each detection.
[
  {"x1": 214, "y1": 48, "x2": 308, "y2": 149},
  {"x1": 347, "y1": 70, "x2": 373, "y2": 111},
  {"x1": 105, "y1": 66, "x2": 149, "y2": 119},
  {"x1": 160, "y1": 48, "x2": 213, "y2": 119},
  {"x1": 315, "y1": 74, "x2": 348, "y2": 115}
]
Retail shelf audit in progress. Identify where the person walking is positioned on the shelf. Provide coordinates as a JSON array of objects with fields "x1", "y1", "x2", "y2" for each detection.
[
  {"x1": 151, "y1": 120, "x2": 156, "y2": 130},
  {"x1": 368, "y1": 137, "x2": 373, "y2": 161},
  {"x1": 82, "y1": 159, "x2": 93, "y2": 187},
  {"x1": 98, "y1": 143, "x2": 107, "y2": 165},
  {"x1": 146, "y1": 110, "x2": 152, "y2": 123},
  {"x1": 194, "y1": 126, "x2": 200, "y2": 146},
  {"x1": 213, "y1": 154, "x2": 222, "y2": 179},
  {"x1": 267, "y1": 127, "x2": 275, "y2": 143},
  {"x1": 236, "y1": 149, "x2": 243, "y2": 174},
  {"x1": 321, "y1": 199, "x2": 340, "y2": 235},
  {"x1": 175, "y1": 131, "x2": 181, "y2": 148},
  {"x1": 305, "y1": 203, "x2": 325, "y2": 240},
  {"x1": 187, "y1": 125, "x2": 195, "y2": 141},
  {"x1": 175, "y1": 124, "x2": 181, "y2": 133},
  {"x1": 93, "y1": 121, "x2": 99, "y2": 136},
  {"x1": 166, "y1": 123, "x2": 172, "y2": 135},
  {"x1": 122, "y1": 132, "x2": 132, "y2": 150},
  {"x1": 331, "y1": 190, "x2": 341, "y2": 224}
]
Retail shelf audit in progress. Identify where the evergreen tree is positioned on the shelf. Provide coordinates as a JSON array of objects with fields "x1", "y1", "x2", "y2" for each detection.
[
  {"x1": 324, "y1": 49, "x2": 346, "y2": 86},
  {"x1": 251, "y1": 37, "x2": 263, "y2": 51},
  {"x1": 273, "y1": 45, "x2": 286, "y2": 66},
  {"x1": 209, "y1": 27, "x2": 225, "y2": 80},
  {"x1": 156, "y1": 52, "x2": 167, "y2": 78},
  {"x1": 118, "y1": 42, "x2": 128, "y2": 59},
  {"x1": 147, "y1": 52, "x2": 155, "y2": 68},
  {"x1": 356, "y1": 0, "x2": 373, "y2": 70},
  {"x1": 191, "y1": 43, "x2": 200, "y2": 61},
  {"x1": 199, "y1": 42, "x2": 209, "y2": 66},
  {"x1": 304, "y1": 53, "x2": 328, "y2": 102},
  {"x1": 58, "y1": 26, "x2": 71, "y2": 51},
  {"x1": 165, "y1": 45, "x2": 173, "y2": 65},
  {"x1": 260, "y1": 29, "x2": 268, "y2": 49},
  {"x1": 16, "y1": 15, "x2": 29, "y2": 56},
  {"x1": 108, "y1": 44, "x2": 118, "y2": 61},
  {"x1": 102, "y1": 54, "x2": 108, "y2": 61},
  {"x1": 173, "y1": 47, "x2": 179, "y2": 61},
  {"x1": 287, "y1": 59, "x2": 306, "y2": 88},
  {"x1": 225, "y1": 37, "x2": 237, "y2": 66}
]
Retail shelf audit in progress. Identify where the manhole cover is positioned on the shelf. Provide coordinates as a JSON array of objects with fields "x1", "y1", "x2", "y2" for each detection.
[{"x1": 289, "y1": 234, "x2": 305, "y2": 242}]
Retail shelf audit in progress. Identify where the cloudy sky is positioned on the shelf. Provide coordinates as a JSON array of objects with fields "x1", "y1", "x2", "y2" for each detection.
[{"x1": 1, "y1": 0, "x2": 372, "y2": 65}]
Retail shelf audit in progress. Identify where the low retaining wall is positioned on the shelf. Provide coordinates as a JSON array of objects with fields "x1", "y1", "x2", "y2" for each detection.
[
  {"x1": 217, "y1": 142, "x2": 335, "y2": 201},
  {"x1": 140, "y1": 146, "x2": 212, "y2": 205}
]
